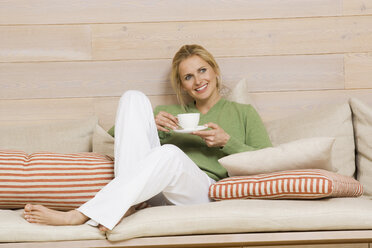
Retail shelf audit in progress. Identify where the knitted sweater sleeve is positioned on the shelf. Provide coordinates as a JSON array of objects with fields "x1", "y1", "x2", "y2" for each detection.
[{"x1": 221, "y1": 105, "x2": 272, "y2": 155}]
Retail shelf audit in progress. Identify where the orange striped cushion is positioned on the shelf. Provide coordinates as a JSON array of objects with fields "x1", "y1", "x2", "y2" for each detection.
[
  {"x1": 209, "y1": 169, "x2": 363, "y2": 200},
  {"x1": 0, "y1": 150, "x2": 114, "y2": 210}
]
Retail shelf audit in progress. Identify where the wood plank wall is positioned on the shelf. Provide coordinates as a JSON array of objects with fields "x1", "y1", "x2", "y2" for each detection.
[{"x1": 1, "y1": 0, "x2": 372, "y2": 129}]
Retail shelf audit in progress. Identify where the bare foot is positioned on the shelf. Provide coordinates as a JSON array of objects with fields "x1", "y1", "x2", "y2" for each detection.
[
  {"x1": 23, "y1": 204, "x2": 89, "y2": 225},
  {"x1": 98, "y1": 202, "x2": 151, "y2": 232},
  {"x1": 98, "y1": 224, "x2": 110, "y2": 232}
]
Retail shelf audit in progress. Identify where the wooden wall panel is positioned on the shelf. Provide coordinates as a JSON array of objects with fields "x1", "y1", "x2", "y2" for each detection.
[
  {"x1": 0, "y1": 98, "x2": 94, "y2": 122},
  {"x1": 93, "y1": 95, "x2": 179, "y2": 129},
  {"x1": 0, "y1": 95, "x2": 178, "y2": 130},
  {"x1": 0, "y1": 26, "x2": 91, "y2": 62},
  {"x1": 252, "y1": 89, "x2": 372, "y2": 122},
  {"x1": 0, "y1": 60, "x2": 173, "y2": 99},
  {"x1": 2, "y1": 90, "x2": 371, "y2": 130},
  {"x1": 343, "y1": 0, "x2": 372, "y2": 15},
  {"x1": 218, "y1": 54, "x2": 344, "y2": 92},
  {"x1": 93, "y1": 97, "x2": 118, "y2": 129},
  {"x1": 0, "y1": 1, "x2": 372, "y2": 134},
  {"x1": 92, "y1": 16, "x2": 372, "y2": 60},
  {"x1": 0, "y1": 54, "x2": 344, "y2": 100},
  {"x1": 345, "y1": 52, "x2": 372, "y2": 89},
  {"x1": 0, "y1": 0, "x2": 342, "y2": 25}
]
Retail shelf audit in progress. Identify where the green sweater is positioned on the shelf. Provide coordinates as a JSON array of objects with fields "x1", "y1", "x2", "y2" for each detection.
[{"x1": 108, "y1": 98, "x2": 272, "y2": 181}]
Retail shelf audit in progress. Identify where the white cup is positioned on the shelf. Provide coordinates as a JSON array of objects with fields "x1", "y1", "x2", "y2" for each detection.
[{"x1": 177, "y1": 113, "x2": 200, "y2": 130}]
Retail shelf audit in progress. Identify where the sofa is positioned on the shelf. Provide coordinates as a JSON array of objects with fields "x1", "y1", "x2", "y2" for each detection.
[{"x1": 1, "y1": 86, "x2": 372, "y2": 248}]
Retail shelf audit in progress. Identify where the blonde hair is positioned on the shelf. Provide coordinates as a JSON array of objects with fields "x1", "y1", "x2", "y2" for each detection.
[{"x1": 171, "y1": 44, "x2": 221, "y2": 106}]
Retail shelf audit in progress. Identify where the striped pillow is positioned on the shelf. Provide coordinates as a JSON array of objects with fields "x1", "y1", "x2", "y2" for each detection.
[
  {"x1": 0, "y1": 150, "x2": 114, "y2": 210},
  {"x1": 209, "y1": 169, "x2": 363, "y2": 200}
]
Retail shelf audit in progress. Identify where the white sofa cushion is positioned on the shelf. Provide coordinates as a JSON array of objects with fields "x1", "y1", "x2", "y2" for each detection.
[
  {"x1": 108, "y1": 196, "x2": 372, "y2": 241},
  {"x1": 0, "y1": 209, "x2": 106, "y2": 242},
  {"x1": 0, "y1": 117, "x2": 98, "y2": 153},
  {"x1": 349, "y1": 98, "x2": 372, "y2": 195}
]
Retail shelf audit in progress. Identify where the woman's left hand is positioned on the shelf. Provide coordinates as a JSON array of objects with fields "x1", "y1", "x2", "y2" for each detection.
[{"x1": 192, "y1": 122, "x2": 230, "y2": 148}]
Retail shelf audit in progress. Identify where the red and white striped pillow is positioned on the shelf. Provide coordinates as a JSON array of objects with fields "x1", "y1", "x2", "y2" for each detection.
[
  {"x1": 209, "y1": 169, "x2": 363, "y2": 200},
  {"x1": 0, "y1": 150, "x2": 114, "y2": 210}
]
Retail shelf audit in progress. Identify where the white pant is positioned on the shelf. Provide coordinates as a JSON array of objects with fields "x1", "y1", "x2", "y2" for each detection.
[{"x1": 78, "y1": 90, "x2": 215, "y2": 230}]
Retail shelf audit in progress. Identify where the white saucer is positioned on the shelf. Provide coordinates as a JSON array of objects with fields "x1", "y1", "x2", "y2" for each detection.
[{"x1": 173, "y1": 125, "x2": 208, "y2": 134}]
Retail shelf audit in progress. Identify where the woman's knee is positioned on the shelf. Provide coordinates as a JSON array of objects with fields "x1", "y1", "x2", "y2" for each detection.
[
  {"x1": 152, "y1": 145, "x2": 185, "y2": 164},
  {"x1": 151, "y1": 145, "x2": 186, "y2": 172},
  {"x1": 159, "y1": 144, "x2": 184, "y2": 157},
  {"x1": 119, "y1": 90, "x2": 147, "y2": 104}
]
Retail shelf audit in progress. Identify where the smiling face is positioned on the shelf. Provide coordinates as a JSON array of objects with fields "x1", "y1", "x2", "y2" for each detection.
[{"x1": 178, "y1": 55, "x2": 220, "y2": 105}]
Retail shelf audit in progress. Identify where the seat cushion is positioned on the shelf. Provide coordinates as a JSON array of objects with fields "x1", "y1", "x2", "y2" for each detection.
[
  {"x1": 108, "y1": 196, "x2": 372, "y2": 241},
  {"x1": 0, "y1": 209, "x2": 106, "y2": 242}
]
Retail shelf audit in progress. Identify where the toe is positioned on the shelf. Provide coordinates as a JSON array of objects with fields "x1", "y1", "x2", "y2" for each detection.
[
  {"x1": 32, "y1": 204, "x2": 45, "y2": 211},
  {"x1": 24, "y1": 204, "x2": 32, "y2": 212},
  {"x1": 98, "y1": 225, "x2": 109, "y2": 232},
  {"x1": 24, "y1": 215, "x2": 34, "y2": 223}
]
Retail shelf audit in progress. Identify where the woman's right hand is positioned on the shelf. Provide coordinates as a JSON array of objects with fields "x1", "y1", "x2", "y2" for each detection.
[{"x1": 155, "y1": 111, "x2": 179, "y2": 132}]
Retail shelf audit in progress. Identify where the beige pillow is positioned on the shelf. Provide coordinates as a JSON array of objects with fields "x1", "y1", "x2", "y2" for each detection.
[
  {"x1": 225, "y1": 78, "x2": 257, "y2": 108},
  {"x1": 92, "y1": 124, "x2": 114, "y2": 158},
  {"x1": 349, "y1": 98, "x2": 372, "y2": 195},
  {"x1": 0, "y1": 117, "x2": 98, "y2": 153},
  {"x1": 219, "y1": 137, "x2": 334, "y2": 176},
  {"x1": 265, "y1": 103, "x2": 355, "y2": 177}
]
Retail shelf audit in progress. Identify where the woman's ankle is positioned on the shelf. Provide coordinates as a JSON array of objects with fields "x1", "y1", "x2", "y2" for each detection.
[{"x1": 67, "y1": 210, "x2": 89, "y2": 225}]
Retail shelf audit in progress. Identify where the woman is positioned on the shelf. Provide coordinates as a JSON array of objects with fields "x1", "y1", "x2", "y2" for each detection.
[{"x1": 23, "y1": 44, "x2": 272, "y2": 231}]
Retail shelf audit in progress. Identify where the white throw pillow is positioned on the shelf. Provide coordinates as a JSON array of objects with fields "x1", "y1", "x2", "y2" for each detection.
[{"x1": 219, "y1": 137, "x2": 335, "y2": 176}]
